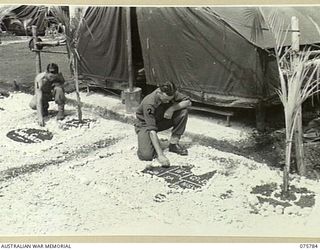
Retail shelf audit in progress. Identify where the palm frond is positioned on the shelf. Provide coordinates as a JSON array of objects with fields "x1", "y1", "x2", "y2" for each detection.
[
  {"x1": 309, "y1": 16, "x2": 320, "y2": 36},
  {"x1": 243, "y1": 7, "x2": 266, "y2": 43},
  {"x1": 0, "y1": 5, "x2": 16, "y2": 22},
  {"x1": 267, "y1": 10, "x2": 289, "y2": 54},
  {"x1": 307, "y1": 16, "x2": 320, "y2": 102},
  {"x1": 267, "y1": 11, "x2": 320, "y2": 189}
]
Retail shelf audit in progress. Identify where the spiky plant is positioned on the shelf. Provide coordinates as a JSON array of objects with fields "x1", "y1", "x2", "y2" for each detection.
[
  {"x1": 0, "y1": 5, "x2": 15, "y2": 20},
  {"x1": 0, "y1": 5, "x2": 17, "y2": 32},
  {"x1": 246, "y1": 7, "x2": 320, "y2": 192},
  {"x1": 48, "y1": 6, "x2": 76, "y2": 74}
]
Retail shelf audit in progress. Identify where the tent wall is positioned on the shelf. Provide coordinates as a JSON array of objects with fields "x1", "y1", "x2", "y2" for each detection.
[
  {"x1": 213, "y1": 6, "x2": 320, "y2": 49},
  {"x1": 137, "y1": 7, "x2": 275, "y2": 108},
  {"x1": 77, "y1": 7, "x2": 128, "y2": 87},
  {"x1": 77, "y1": 7, "x2": 281, "y2": 108},
  {"x1": 2, "y1": 5, "x2": 48, "y2": 34}
]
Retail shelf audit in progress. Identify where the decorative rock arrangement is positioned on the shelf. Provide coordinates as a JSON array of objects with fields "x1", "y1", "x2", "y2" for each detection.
[
  {"x1": 142, "y1": 164, "x2": 216, "y2": 190},
  {"x1": 6, "y1": 128, "x2": 53, "y2": 143}
]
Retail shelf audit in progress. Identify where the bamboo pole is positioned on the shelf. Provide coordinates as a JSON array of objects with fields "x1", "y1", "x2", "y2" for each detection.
[
  {"x1": 126, "y1": 7, "x2": 134, "y2": 92},
  {"x1": 31, "y1": 26, "x2": 41, "y2": 74},
  {"x1": 292, "y1": 16, "x2": 306, "y2": 177}
]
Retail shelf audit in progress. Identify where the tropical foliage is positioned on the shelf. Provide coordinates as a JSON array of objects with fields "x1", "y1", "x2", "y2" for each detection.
[{"x1": 245, "y1": 7, "x2": 320, "y2": 192}]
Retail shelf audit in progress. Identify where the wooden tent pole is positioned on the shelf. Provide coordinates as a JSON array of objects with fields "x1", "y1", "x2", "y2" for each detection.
[
  {"x1": 123, "y1": 7, "x2": 142, "y2": 114},
  {"x1": 126, "y1": 7, "x2": 134, "y2": 92},
  {"x1": 292, "y1": 16, "x2": 306, "y2": 176},
  {"x1": 32, "y1": 25, "x2": 42, "y2": 74}
]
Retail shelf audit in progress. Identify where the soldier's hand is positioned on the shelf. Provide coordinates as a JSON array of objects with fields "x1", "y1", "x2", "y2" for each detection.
[
  {"x1": 164, "y1": 108, "x2": 174, "y2": 119},
  {"x1": 157, "y1": 154, "x2": 170, "y2": 167},
  {"x1": 38, "y1": 119, "x2": 45, "y2": 127}
]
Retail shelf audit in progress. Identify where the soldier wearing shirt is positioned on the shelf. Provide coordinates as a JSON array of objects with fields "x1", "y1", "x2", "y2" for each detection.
[{"x1": 135, "y1": 81, "x2": 192, "y2": 167}]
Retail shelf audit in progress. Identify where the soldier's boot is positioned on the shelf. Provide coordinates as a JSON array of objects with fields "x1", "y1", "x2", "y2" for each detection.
[
  {"x1": 169, "y1": 143, "x2": 188, "y2": 156},
  {"x1": 57, "y1": 105, "x2": 65, "y2": 120}
]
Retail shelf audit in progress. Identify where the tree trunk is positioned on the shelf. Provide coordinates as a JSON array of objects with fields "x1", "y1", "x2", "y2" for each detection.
[
  {"x1": 291, "y1": 16, "x2": 306, "y2": 176},
  {"x1": 295, "y1": 109, "x2": 306, "y2": 175},
  {"x1": 283, "y1": 137, "x2": 293, "y2": 193}
]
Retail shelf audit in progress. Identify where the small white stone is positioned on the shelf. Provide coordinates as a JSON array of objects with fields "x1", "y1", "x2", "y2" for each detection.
[
  {"x1": 79, "y1": 177, "x2": 91, "y2": 185},
  {"x1": 247, "y1": 195, "x2": 259, "y2": 205},
  {"x1": 275, "y1": 205, "x2": 284, "y2": 214},
  {"x1": 284, "y1": 206, "x2": 298, "y2": 215},
  {"x1": 302, "y1": 207, "x2": 313, "y2": 214}
]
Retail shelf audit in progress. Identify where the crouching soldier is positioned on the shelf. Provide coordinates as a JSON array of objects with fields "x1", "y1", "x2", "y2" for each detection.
[
  {"x1": 135, "y1": 81, "x2": 192, "y2": 167},
  {"x1": 29, "y1": 63, "x2": 66, "y2": 126}
]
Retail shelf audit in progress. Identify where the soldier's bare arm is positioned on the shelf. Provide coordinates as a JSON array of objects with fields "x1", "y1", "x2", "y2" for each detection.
[
  {"x1": 35, "y1": 75, "x2": 45, "y2": 126},
  {"x1": 149, "y1": 130, "x2": 170, "y2": 166}
]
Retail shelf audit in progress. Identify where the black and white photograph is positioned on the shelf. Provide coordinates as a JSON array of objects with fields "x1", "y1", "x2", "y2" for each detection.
[{"x1": 0, "y1": 4, "x2": 320, "y2": 240}]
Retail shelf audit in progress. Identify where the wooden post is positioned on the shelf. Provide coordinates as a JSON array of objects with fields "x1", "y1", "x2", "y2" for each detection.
[
  {"x1": 292, "y1": 16, "x2": 306, "y2": 176},
  {"x1": 69, "y1": 6, "x2": 83, "y2": 122},
  {"x1": 255, "y1": 101, "x2": 266, "y2": 132},
  {"x1": 74, "y1": 57, "x2": 82, "y2": 122},
  {"x1": 126, "y1": 7, "x2": 134, "y2": 92},
  {"x1": 123, "y1": 7, "x2": 142, "y2": 113},
  {"x1": 31, "y1": 25, "x2": 41, "y2": 74}
]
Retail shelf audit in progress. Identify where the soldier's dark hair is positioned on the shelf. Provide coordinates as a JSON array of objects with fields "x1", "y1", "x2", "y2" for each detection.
[
  {"x1": 159, "y1": 81, "x2": 176, "y2": 96},
  {"x1": 47, "y1": 63, "x2": 59, "y2": 74}
]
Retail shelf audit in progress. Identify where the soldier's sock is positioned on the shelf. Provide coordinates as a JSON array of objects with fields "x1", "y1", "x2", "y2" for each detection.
[{"x1": 169, "y1": 135, "x2": 180, "y2": 145}]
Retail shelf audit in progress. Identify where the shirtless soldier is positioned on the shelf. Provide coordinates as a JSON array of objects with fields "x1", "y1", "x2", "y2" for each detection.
[{"x1": 29, "y1": 63, "x2": 66, "y2": 126}]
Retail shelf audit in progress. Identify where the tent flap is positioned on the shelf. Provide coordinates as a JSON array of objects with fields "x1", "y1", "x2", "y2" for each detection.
[{"x1": 77, "y1": 7, "x2": 128, "y2": 86}]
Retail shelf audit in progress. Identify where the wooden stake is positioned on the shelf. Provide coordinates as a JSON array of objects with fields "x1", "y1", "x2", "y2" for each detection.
[{"x1": 292, "y1": 16, "x2": 306, "y2": 176}]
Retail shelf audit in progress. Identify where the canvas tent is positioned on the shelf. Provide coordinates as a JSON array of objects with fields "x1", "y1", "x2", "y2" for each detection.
[
  {"x1": 77, "y1": 7, "x2": 271, "y2": 108},
  {"x1": 137, "y1": 7, "x2": 274, "y2": 108},
  {"x1": 0, "y1": 5, "x2": 69, "y2": 35},
  {"x1": 77, "y1": 7, "x2": 129, "y2": 86},
  {"x1": 53, "y1": 7, "x2": 320, "y2": 108},
  {"x1": 3, "y1": 5, "x2": 320, "y2": 108},
  {"x1": 0, "y1": 5, "x2": 47, "y2": 34}
]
